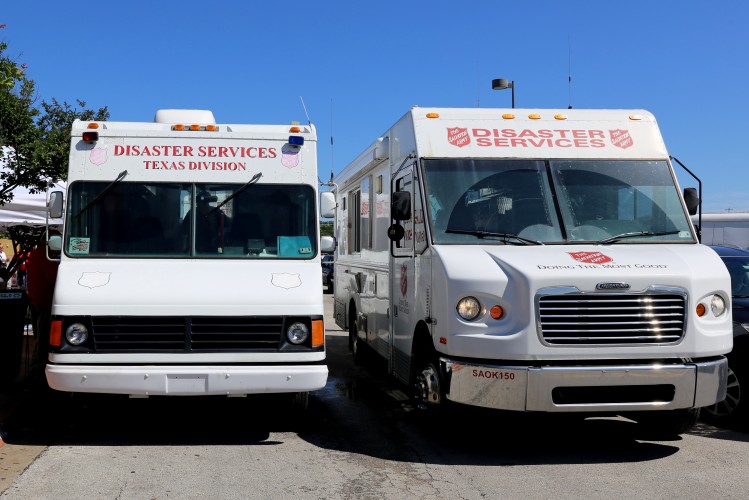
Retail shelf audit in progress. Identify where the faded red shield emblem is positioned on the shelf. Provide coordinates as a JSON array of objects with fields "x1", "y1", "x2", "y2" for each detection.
[
  {"x1": 400, "y1": 263, "x2": 408, "y2": 296},
  {"x1": 447, "y1": 127, "x2": 470, "y2": 147},
  {"x1": 609, "y1": 129, "x2": 633, "y2": 149},
  {"x1": 568, "y1": 251, "x2": 613, "y2": 265},
  {"x1": 89, "y1": 147, "x2": 107, "y2": 165}
]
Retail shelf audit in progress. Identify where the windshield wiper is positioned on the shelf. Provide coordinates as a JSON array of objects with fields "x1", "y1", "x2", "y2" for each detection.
[
  {"x1": 208, "y1": 172, "x2": 262, "y2": 216},
  {"x1": 445, "y1": 228, "x2": 543, "y2": 245},
  {"x1": 74, "y1": 170, "x2": 128, "y2": 220},
  {"x1": 596, "y1": 230, "x2": 681, "y2": 244}
]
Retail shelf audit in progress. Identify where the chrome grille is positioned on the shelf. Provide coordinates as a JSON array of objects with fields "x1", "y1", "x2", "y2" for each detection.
[
  {"x1": 538, "y1": 293, "x2": 686, "y2": 345},
  {"x1": 91, "y1": 316, "x2": 283, "y2": 352}
]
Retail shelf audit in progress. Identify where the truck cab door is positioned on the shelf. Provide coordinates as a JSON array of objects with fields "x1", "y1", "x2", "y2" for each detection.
[{"x1": 390, "y1": 166, "x2": 417, "y2": 383}]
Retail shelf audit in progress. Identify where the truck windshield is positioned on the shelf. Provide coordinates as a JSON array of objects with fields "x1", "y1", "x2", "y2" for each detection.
[
  {"x1": 422, "y1": 159, "x2": 695, "y2": 244},
  {"x1": 64, "y1": 181, "x2": 317, "y2": 258}
]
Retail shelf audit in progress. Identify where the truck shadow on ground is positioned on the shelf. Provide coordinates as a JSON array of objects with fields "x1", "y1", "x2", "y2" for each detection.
[
  {"x1": 300, "y1": 335, "x2": 749, "y2": 466},
  {"x1": 2, "y1": 333, "x2": 746, "y2": 467}
]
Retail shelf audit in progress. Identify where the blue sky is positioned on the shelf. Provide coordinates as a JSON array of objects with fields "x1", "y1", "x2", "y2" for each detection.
[{"x1": 3, "y1": 1, "x2": 748, "y2": 212}]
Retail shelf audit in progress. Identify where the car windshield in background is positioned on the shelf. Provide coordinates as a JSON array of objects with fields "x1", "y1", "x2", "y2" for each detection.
[
  {"x1": 64, "y1": 181, "x2": 317, "y2": 259},
  {"x1": 721, "y1": 254, "x2": 749, "y2": 298}
]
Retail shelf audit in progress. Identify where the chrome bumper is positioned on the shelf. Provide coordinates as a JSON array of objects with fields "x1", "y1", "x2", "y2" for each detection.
[{"x1": 443, "y1": 357, "x2": 727, "y2": 413}]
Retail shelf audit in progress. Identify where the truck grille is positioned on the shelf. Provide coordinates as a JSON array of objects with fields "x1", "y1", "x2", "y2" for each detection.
[
  {"x1": 90, "y1": 316, "x2": 284, "y2": 352},
  {"x1": 537, "y1": 292, "x2": 686, "y2": 345}
]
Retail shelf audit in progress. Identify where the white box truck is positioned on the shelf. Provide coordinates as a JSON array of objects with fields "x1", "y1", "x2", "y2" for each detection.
[
  {"x1": 45, "y1": 109, "x2": 331, "y2": 407},
  {"x1": 321, "y1": 107, "x2": 732, "y2": 434},
  {"x1": 692, "y1": 212, "x2": 749, "y2": 249}
]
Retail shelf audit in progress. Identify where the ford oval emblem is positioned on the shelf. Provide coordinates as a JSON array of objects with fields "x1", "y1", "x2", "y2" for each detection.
[{"x1": 596, "y1": 282, "x2": 631, "y2": 290}]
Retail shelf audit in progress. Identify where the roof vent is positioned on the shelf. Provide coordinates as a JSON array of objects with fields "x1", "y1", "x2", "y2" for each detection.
[{"x1": 154, "y1": 109, "x2": 216, "y2": 125}]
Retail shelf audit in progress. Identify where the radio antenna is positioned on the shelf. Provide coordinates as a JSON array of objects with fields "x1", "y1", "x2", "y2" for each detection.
[
  {"x1": 567, "y1": 36, "x2": 573, "y2": 109},
  {"x1": 299, "y1": 96, "x2": 312, "y2": 126},
  {"x1": 329, "y1": 98, "x2": 334, "y2": 182}
]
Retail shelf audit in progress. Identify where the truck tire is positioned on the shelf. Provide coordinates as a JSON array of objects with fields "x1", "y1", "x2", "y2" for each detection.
[
  {"x1": 411, "y1": 330, "x2": 447, "y2": 411},
  {"x1": 631, "y1": 408, "x2": 700, "y2": 437},
  {"x1": 348, "y1": 303, "x2": 365, "y2": 364},
  {"x1": 289, "y1": 391, "x2": 309, "y2": 412},
  {"x1": 701, "y1": 352, "x2": 746, "y2": 429}
]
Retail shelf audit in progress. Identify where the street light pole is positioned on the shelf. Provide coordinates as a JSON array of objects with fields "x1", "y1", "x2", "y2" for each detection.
[{"x1": 491, "y1": 78, "x2": 515, "y2": 108}]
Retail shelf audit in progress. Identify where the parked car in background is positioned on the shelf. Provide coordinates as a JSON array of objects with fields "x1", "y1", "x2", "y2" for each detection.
[
  {"x1": 322, "y1": 254, "x2": 334, "y2": 293},
  {"x1": 703, "y1": 245, "x2": 749, "y2": 428}
]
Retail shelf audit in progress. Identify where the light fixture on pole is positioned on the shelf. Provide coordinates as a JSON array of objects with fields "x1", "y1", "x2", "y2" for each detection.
[{"x1": 491, "y1": 78, "x2": 515, "y2": 108}]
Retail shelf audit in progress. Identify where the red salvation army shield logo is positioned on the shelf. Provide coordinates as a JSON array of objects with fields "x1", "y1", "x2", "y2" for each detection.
[
  {"x1": 447, "y1": 127, "x2": 470, "y2": 147},
  {"x1": 568, "y1": 251, "x2": 613, "y2": 264},
  {"x1": 609, "y1": 129, "x2": 633, "y2": 149}
]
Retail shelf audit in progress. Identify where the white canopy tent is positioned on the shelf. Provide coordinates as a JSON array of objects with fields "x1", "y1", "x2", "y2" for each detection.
[
  {"x1": 0, "y1": 182, "x2": 66, "y2": 231},
  {"x1": 0, "y1": 146, "x2": 66, "y2": 231}
]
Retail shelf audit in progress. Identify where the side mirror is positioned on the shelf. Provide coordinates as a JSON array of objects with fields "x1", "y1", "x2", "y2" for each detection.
[
  {"x1": 320, "y1": 191, "x2": 336, "y2": 219},
  {"x1": 391, "y1": 191, "x2": 411, "y2": 221},
  {"x1": 48, "y1": 235, "x2": 62, "y2": 252},
  {"x1": 683, "y1": 187, "x2": 700, "y2": 215},
  {"x1": 49, "y1": 191, "x2": 64, "y2": 219},
  {"x1": 320, "y1": 235, "x2": 336, "y2": 253}
]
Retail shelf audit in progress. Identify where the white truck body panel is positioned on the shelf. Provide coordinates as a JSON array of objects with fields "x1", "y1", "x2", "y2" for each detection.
[
  {"x1": 692, "y1": 212, "x2": 749, "y2": 249},
  {"x1": 332, "y1": 107, "x2": 731, "y2": 414},
  {"x1": 47, "y1": 112, "x2": 327, "y2": 396}
]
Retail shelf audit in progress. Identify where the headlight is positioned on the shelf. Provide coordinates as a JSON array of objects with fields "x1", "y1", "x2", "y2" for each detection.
[
  {"x1": 456, "y1": 296, "x2": 482, "y2": 321},
  {"x1": 65, "y1": 323, "x2": 89, "y2": 345},
  {"x1": 710, "y1": 294, "x2": 727, "y2": 317},
  {"x1": 287, "y1": 322, "x2": 310, "y2": 345}
]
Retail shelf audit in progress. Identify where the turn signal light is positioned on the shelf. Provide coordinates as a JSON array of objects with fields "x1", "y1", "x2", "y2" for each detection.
[
  {"x1": 50, "y1": 320, "x2": 62, "y2": 347},
  {"x1": 312, "y1": 319, "x2": 324, "y2": 347},
  {"x1": 696, "y1": 303, "x2": 706, "y2": 317},
  {"x1": 490, "y1": 305, "x2": 504, "y2": 320}
]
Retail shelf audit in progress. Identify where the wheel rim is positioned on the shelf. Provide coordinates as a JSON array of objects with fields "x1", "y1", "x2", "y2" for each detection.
[
  {"x1": 415, "y1": 363, "x2": 441, "y2": 408},
  {"x1": 704, "y1": 366, "x2": 741, "y2": 418}
]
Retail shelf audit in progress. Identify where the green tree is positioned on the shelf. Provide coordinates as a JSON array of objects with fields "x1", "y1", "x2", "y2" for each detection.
[{"x1": 0, "y1": 24, "x2": 108, "y2": 206}]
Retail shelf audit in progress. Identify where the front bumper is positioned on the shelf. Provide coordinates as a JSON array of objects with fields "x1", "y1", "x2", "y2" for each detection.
[
  {"x1": 46, "y1": 364, "x2": 328, "y2": 396},
  {"x1": 444, "y1": 357, "x2": 727, "y2": 413}
]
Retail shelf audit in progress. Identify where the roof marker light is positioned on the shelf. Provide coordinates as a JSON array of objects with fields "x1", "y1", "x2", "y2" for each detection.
[
  {"x1": 502, "y1": 113, "x2": 516, "y2": 119},
  {"x1": 289, "y1": 136, "x2": 304, "y2": 146},
  {"x1": 205, "y1": 125, "x2": 218, "y2": 131},
  {"x1": 554, "y1": 114, "x2": 567, "y2": 120},
  {"x1": 426, "y1": 113, "x2": 440, "y2": 118},
  {"x1": 290, "y1": 126, "x2": 301, "y2": 133},
  {"x1": 173, "y1": 124, "x2": 186, "y2": 131},
  {"x1": 189, "y1": 124, "x2": 201, "y2": 131},
  {"x1": 629, "y1": 115, "x2": 643, "y2": 120},
  {"x1": 528, "y1": 114, "x2": 541, "y2": 120},
  {"x1": 87, "y1": 123, "x2": 99, "y2": 129}
]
